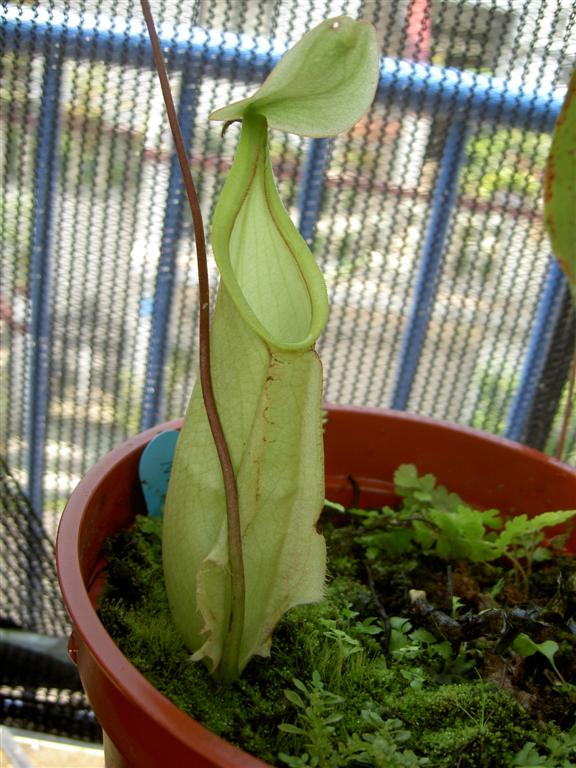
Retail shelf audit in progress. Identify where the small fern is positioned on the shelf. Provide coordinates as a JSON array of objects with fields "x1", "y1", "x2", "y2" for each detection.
[{"x1": 354, "y1": 465, "x2": 575, "y2": 572}]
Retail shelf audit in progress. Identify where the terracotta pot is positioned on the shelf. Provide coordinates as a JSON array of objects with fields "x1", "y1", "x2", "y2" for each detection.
[{"x1": 57, "y1": 405, "x2": 576, "y2": 768}]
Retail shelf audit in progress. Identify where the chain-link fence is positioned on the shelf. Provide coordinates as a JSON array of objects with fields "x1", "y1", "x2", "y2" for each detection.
[{"x1": 1, "y1": 0, "x2": 575, "y2": 537}]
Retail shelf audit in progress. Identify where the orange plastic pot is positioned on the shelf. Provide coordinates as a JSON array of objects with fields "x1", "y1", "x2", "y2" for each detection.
[{"x1": 57, "y1": 405, "x2": 576, "y2": 768}]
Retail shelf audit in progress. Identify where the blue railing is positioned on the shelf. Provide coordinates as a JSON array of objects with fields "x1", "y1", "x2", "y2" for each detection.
[{"x1": 0, "y1": 5, "x2": 569, "y2": 512}]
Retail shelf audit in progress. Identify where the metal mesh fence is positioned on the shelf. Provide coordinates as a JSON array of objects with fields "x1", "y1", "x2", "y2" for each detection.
[
  {"x1": 1, "y1": 0, "x2": 575, "y2": 537},
  {"x1": 0, "y1": 456, "x2": 100, "y2": 741}
]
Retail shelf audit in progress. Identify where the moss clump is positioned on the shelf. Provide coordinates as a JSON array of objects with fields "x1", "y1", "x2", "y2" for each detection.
[
  {"x1": 99, "y1": 512, "x2": 575, "y2": 767},
  {"x1": 377, "y1": 683, "x2": 535, "y2": 767}
]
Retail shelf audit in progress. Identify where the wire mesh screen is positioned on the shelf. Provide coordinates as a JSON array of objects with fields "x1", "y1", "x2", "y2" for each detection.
[
  {"x1": 1, "y1": 0, "x2": 575, "y2": 536},
  {"x1": 0, "y1": 457, "x2": 100, "y2": 741}
]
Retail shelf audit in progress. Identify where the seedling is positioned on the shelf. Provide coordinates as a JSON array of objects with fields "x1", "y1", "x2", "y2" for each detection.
[
  {"x1": 279, "y1": 675, "x2": 427, "y2": 767},
  {"x1": 512, "y1": 633, "x2": 565, "y2": 684}
]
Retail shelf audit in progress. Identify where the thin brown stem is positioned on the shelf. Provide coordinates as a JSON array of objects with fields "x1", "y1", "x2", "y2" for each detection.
[
  {"x1": 365, "y1": 563, "x2": 391, "y2": 651},
  {"x1": 140, "y1": 0, "x2": 245, "y2": 682},
  {"x1": 556, "y1": 341, "x2": 576, "y2": 462}
]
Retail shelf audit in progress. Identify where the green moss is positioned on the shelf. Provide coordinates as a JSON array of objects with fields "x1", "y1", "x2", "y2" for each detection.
[
  {"x1": 377, "y1": 683, "x2": 536, "y2": 767},
  {"x1": 99, "y1": 514, "x2": 574, "y2": 767}
]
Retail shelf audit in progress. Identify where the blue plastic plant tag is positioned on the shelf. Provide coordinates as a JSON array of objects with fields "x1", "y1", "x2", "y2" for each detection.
[{"x1": 138, "y1": 430, "x2": 179, "y2": 518}]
